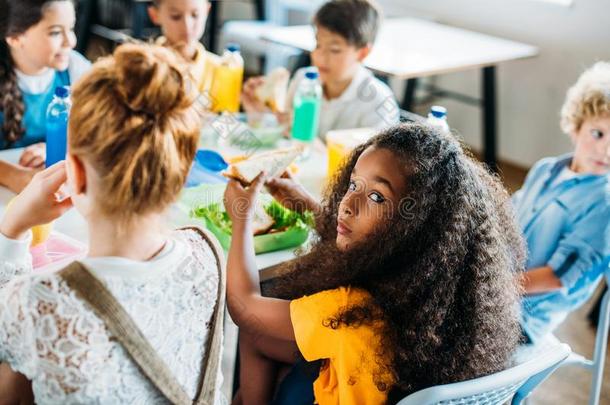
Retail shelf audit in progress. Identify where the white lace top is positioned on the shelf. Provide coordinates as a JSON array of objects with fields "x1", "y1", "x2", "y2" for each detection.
[{"x1": 0, "y1": 229, "x2": 225, "y2": 405}]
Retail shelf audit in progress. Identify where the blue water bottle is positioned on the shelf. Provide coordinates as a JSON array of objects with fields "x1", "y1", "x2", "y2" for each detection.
[{"x1": 45, "y1": 86, "x2": 71, "y2": 167}]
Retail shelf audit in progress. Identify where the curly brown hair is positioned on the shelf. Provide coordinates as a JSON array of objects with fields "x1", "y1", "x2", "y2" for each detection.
[{"x1": 269, "y1": 123, "x2": 525, "y2": 402}]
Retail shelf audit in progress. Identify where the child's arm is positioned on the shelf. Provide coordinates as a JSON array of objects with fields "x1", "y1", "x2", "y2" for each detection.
[
  {"x1": 265, "y1": 171, "x2": 321, "y2": 215},
  {"x1": 0, "y1": 363, "x2": 33, "y2": 404},
  {"x1": 519, "y1": 266, "x2": 563, "y2": 294},
  {"x1": 18, "y1": 142, "x2": 46, "y2": 169},
  {"x1": 0, "y1": 162, "x2": 73, "y2": 288},
  {"x1": 224, "y1": 174, "x2": 296, "y2": 341},
  {"x1": 0, "y1": 161, "x2": 36, "y2": 193},
  {"x1": 276, "y1": 111, "x2": 292, "y2": 138},
  {"x1": 521, "y1": 196, "x2": 609, "y2": 296}
]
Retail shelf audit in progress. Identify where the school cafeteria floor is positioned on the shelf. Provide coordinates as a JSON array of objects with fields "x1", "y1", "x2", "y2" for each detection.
[
  {"x1": 531, "y1": 284, "x2": 609, "y2": 405},
  {"x1": 219, "y1": 157, "x2": 609, "y2": 405}
]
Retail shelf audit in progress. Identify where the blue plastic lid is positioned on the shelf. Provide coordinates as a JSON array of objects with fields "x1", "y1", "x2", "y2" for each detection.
[
  {"x1": 195, "y1": 149, "x2": 229, "y2": 172},
  {"x1": 55, "y1": 86, "x2": 69, "y2": 98},
  {"x1": 430, "y1": 105, "x2": 447, "y2": 118},
  {"x1": 226, "y1": 43, "x2": 241, "y2": 53},
  {"x1": 304, "y1": 71, "x2": 319, "y2": 80}
]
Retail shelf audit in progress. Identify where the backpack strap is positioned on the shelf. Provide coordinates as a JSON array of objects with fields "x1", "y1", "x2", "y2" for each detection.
[{"x1": 58, "y1": 226, "x2": 226, "y2": 405}]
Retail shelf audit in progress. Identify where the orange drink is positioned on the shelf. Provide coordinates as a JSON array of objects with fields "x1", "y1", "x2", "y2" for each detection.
[
  {"x1": 210, "y1": 43, "x2": 243, "y2": 113},
  {"x1": 326, "y1": 128, "x2": 377, "y2": 178}
]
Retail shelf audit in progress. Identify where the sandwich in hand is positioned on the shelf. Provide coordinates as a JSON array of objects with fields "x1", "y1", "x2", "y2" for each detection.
[
  {"x1": 222, "y1": 146, "x2": 303, "y2": 185},
  {"x1": 254, "y1": 67, "x2": 290, "y2": 113}
]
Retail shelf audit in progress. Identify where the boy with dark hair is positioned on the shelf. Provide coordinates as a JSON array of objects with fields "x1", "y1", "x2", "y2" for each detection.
[{"x1": 243, "y1": 0, "x2": 398, "y2": 141}]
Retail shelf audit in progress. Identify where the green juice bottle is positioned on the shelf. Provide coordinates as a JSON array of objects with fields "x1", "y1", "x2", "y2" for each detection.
[{"x1": 291, "y1": 69, "x2": 322, "y2": 158}]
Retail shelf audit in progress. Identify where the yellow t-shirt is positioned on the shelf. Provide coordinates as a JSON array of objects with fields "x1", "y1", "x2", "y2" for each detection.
[
  {"x1": 290, "y1": 287, "x2": 395, "y2": 405},
  {"x1": 190, "y1": 42, "x2": 220, "y2": 95},
  {"x1": 156, "y1": 37, "x2": 219, "y2": 97}
]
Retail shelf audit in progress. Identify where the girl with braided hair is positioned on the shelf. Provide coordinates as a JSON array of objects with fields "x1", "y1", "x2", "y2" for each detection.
[{"x1": 0, "y1": 0, "x2": 90, "y2": 192}]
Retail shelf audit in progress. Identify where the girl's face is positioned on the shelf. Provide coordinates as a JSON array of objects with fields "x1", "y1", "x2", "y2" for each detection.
[
  {"x1": 6, "y1": 1, "x2": 76, "y2": 73},
  {"x1": 336, "y1": 147, "x2": 408, "y2": 251},
  {"x1": 571, "y1": 115, "x2": 610, "y2": 175},
  {"x1": 311, "y1": 26, "x2": 370, "y2": 86},
  {"x1": 149, "y1": 0, "x2": 208, "y2": 56}
]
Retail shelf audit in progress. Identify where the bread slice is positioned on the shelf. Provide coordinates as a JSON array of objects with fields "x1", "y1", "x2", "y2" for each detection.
[
  {"x1": 255, "y1": 67, "x2": 290, "y2": 113},
  {"x1": 223, "y1": 146, "x2": 303, "y2": 185},
  {"x1": 252, "y1": 203, "x2": 275, "y2": 235}
]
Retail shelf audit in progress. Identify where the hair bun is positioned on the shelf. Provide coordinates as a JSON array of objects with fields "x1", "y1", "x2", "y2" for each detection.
[{"x1": 113, "y1": 43, "x2": 192, "y2": 117}]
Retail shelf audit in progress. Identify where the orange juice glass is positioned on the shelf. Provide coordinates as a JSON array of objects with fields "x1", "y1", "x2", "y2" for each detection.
[
  {"x1": 211, "y1": 43, "x2": 244, "y2": 113},
  {"x1": 211, "y1": 65, "x2": 243, "y2": 112},
  {"x1": 326, "y1": 128, "x2": 377, "y2": 178}
]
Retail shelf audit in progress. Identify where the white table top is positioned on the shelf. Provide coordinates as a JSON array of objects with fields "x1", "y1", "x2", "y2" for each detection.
[
  {"x1": 0, "y1": 140, "x2": 329, "y2": 272},
  {"x1": 262, "y1": 17, "x2": 539, "y2": 79}
]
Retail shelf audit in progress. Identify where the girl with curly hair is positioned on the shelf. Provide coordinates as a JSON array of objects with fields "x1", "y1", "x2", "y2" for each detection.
[
  {"x1": 223, "y1": 123, "x2": 525, "y2": 404},
  {"x1": 0, "y1": 0, "x2": 90, "y2": 192}
]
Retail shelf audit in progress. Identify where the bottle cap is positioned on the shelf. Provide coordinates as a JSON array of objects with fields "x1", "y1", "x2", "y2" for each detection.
[
  {"x1": 55, "y1": 86, "x2": 69, "y2": 98},
  {"x1": 226, "y1": 43, "x2": 240, "y2": 53},
  {"x1": 304, "y1": 71, "x2": 319, "y2": 80},
  {"x1": 430, "y1": 105, "x2": 447, "y2": 118}
]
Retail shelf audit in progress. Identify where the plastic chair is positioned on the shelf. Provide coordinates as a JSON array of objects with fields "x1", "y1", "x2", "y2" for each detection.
[
  {"x1": 396, "y1": 343, "x2": 571, "y2": 405},
  {"x1": 530, "y1": 266, "x2": 610, "y2": 405},
  {"x1": 523, "y1": 260, "x2": 610, "y2": 405},
  {"x1": 583, "y1": 271, "x2": 610, "y2": 405}
]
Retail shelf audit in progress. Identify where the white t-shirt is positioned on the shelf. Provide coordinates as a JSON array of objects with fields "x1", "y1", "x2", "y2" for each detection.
[
  {"x1": 15, "y1": 50, "x2": 91, "y2": 94},
  {"x1": 0, "y1": 229, "x2": 225, "y2": 405},
  {"x1": 287, "y1": 66, "x2": 399, "y2": 142}
]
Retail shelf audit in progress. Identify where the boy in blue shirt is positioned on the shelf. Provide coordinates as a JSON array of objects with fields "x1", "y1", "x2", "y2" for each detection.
[{"x1": 514, "y1": 62, "x2": 610, "y2": 343}]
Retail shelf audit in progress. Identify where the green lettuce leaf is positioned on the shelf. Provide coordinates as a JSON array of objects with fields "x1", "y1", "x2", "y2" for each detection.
[
  {"x1": 192, "y1": 203, "x2": 233, "y2": 235},
  {"x1": 192, "y1": 200, "x2": 314, "y2": 235},
  {"x1": 264, "y1": 200, "x2": 315, "y2": 231}
]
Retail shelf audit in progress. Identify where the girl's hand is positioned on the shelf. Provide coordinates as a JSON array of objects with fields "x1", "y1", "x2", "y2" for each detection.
[
  {"x1": 241, "y1": 77, "x2": 267, "y2": 114},
  {"x1": 0, "y1": 162, "x2": 73, "y2": 240},
  {"x1": 18, "y1": 142, "x2": 46, "y2": 168},
  {"x1": 265, "y1": 171, "x2": 320, "y2": 214},
  {"x1": 3, "y1": 165, "x2": 37, "y2": 194},
  {"x1": 223, "y1": 172, "x2": 267, "y2": 227}
]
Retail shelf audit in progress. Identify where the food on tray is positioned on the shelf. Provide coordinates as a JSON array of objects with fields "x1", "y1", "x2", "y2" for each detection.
[{"x1": 193, "y1": 199, "x2": 314, "y2": 237}]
